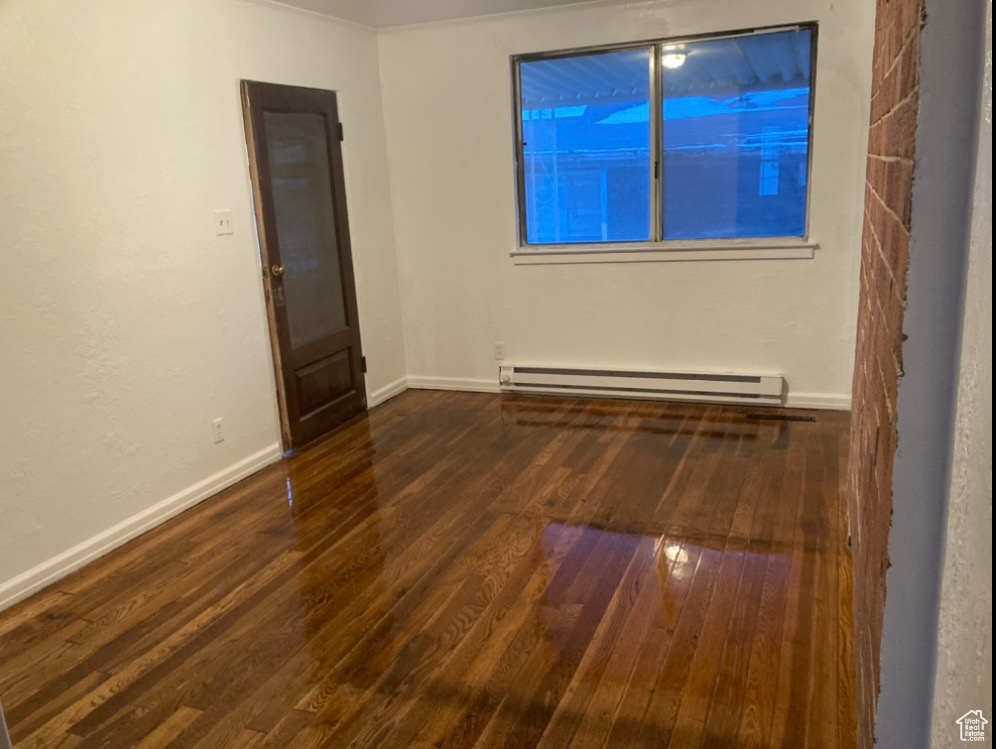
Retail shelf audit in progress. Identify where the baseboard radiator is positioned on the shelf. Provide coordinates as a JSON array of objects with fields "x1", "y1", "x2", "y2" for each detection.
[{"x1": 498, "y1": 366, "x2": 784, "y2": 406}]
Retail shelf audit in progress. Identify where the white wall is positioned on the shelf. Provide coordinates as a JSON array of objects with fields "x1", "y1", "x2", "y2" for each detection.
[
  {"x1": 377, "y1": 0, "x2": 875, "y2": 406},
  {"x1": 930, "y1": 2, "x2": 992, "y2": 744},
  {"x1": 0, "y1": 0, "x2": 406, "y2": 607}
]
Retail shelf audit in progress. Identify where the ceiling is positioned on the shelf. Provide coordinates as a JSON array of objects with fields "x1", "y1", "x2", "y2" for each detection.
[{"x1": 272, "y1": 0, "x2": 614, "y2": 28}]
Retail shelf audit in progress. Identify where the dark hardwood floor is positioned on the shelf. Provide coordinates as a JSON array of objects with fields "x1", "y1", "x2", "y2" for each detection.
[{"x1": 0, "y1": 391, "x2": 855, "y2": 748}]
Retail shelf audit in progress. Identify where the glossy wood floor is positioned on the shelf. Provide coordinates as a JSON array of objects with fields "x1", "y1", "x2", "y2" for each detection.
[{"x1": 0, "y1": 391, "x2": 856, "y2": 748}]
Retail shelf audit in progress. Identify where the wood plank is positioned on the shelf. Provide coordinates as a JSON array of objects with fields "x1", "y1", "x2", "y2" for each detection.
[{"x1": 0, "y1": 391, "x2": 855, "y2": 748}]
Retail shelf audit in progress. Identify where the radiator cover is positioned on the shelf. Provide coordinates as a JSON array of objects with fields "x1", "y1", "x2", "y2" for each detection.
[{"x1": 498, "y1": 365, "x2": 784, "y2": 405}]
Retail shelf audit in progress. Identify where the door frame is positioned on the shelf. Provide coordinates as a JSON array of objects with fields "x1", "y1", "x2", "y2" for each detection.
[{"x1": 240, "y1": 80, "x2": 366, "y2": 451}]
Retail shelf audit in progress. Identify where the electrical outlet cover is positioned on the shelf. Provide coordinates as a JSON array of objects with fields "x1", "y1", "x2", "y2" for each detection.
[{"x1": 213, "y1": 209, "x2": 234, "y2": 236}]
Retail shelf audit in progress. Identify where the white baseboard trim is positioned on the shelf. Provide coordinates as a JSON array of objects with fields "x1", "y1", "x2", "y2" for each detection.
[
  {"x1": 367, "y1": 376, "x2": 409, "y2": 408},
  {"x1": 783, "y1": 392, "x2": 852, "y2": 410},
  {"x1": 0, "y1": 443, "x2": 283, "y2": 612},
  {"x1": 407, "y1": 376, "x2": 500, "y2": 394}
]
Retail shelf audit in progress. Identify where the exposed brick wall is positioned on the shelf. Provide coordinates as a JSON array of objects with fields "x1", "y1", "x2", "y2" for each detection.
[{"x1": 848, "y1": 0, "x2": 924, "y2": 745}]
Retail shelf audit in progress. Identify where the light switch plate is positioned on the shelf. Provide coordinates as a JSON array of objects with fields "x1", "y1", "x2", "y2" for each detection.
[{"x1": 213, "y1": 209, "x2": 234, "y2": 236}]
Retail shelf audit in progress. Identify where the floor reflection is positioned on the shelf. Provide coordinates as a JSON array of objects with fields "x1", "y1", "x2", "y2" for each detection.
[{"x1": 0, "y1": 390, "x2": 844, "y2": 747}]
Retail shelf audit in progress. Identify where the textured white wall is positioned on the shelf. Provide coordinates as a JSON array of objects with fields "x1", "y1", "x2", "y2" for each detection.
[
  {"x1": 930, "y1": 2, "x2": 993, "y2": 744},
  {"x1": 377, "y1": 0, "x2": 875, "y2": 405},
  {"x1": 0, "y1": 0, "x2": 406, "y2": 606}
]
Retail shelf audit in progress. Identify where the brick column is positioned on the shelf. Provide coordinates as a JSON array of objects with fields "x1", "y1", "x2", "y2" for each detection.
[{"x1": 847, "y1": 0, "x2": 924, "y2": 746}]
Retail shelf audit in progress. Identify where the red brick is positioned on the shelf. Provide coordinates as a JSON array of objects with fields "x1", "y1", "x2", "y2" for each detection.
[{"x1": 847, "y1": 0, "x2": 922, "y2": 745}]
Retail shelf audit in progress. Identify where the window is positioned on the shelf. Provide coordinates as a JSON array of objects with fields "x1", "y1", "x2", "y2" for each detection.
[{"x1": 513, "y1": 25, "x2": 816, "y2": 248}]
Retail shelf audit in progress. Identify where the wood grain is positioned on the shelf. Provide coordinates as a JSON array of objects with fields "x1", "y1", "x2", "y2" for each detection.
[{"x1": 0, "y1": 391, "x2": 855, "y2": 748}]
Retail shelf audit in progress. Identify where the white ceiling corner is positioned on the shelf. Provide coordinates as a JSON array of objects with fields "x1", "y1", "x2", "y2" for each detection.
[{"x1": 269, "y1": 0, "x2": 624, "y2": 29}]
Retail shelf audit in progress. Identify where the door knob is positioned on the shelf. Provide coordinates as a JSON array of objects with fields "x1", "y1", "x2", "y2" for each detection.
[{"x1": 271, "y1": 264, "x2": 285, "y2": 277}]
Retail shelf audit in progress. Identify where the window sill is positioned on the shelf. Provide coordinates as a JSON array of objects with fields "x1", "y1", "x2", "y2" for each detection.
[{"x1": 510, "y1": 240, "x2": 818, "y2": 265}]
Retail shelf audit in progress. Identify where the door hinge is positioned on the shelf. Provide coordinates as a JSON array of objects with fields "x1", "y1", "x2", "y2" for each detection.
[
  {"x1": 361, "y1": 356, "x2": 367, "y2": 373},
  {"x1": 337, "y1": 122, "x2": 344, "y2": 142}
]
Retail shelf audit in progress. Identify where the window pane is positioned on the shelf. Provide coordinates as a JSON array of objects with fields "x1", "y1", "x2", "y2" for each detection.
[
  {"x1": 520, "y1": 48, "x2": 652, "y2": 244},
  {"x1": 661, "y1": 28, "x2": 813, "y2": 239},
  {"x1": 263, "y1": 111, "x2": 347, "y2": 349}
]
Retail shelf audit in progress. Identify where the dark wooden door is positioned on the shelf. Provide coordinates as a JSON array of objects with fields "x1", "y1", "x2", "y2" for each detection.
[{"x1": 241, "y1": 81, "x2": 366, "y2": 450}]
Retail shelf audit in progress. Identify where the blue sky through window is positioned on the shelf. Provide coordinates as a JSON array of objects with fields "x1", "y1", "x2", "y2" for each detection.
[{"x1": 518, "y1": 28, "x2": 813, "y2": 244}]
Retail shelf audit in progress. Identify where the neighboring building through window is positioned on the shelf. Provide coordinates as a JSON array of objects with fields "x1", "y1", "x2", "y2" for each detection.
[{"x1": 514, "y1": 25, "x2": 815, "y2": 246}]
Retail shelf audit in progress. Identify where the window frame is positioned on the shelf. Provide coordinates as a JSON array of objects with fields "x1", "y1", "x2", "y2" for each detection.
[{"x1": 510, "y1": 22, "x2": 820, "y2": 255}]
